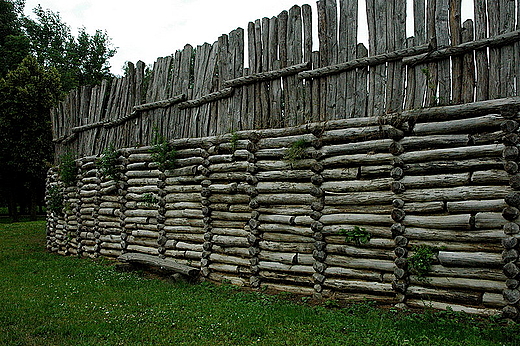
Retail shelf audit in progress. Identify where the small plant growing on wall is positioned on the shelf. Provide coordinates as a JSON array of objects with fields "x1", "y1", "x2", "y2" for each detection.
[
  {"x1": 150, "y1": 131, "x2": 176, "y2": 171},
  {"x1": 142, "y1": 193, "x2": 158, "y2": 207},
  {"x1": 59, "y1": 152, "x2": 77, "y2": 186},
  {"x1": 47, "y1": 185, "x2": 64, "y2": 215},
  {"x1": 338, "y1": 226, "x2": 371, "y2": 245},
  {"x1": 284, "y1": 139, "x2": 310, "y2": 162},
  {"x1": 229, "y1": 130, "x2": 239, "y2": 151},
  {"x1": 97, "y1": 145, "x2": 121, "y2": 181},
  {"x1": 407, "y1": 245, "x2": 437, "y2": 280}
]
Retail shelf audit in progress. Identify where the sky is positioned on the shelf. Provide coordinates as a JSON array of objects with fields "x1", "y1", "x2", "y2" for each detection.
[{"x1": 23, "y1": 0, "x2": 475, "y2": 76}]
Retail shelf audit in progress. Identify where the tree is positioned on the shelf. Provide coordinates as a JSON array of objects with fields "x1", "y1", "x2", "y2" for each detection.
[
  {"x1": 0, "y1": 1, "x2": 117, "y2": 219},
  {"x1": 23, "y1": 5, "x2": 116, "y2": 91},
  {"x1": 0, "y1": 55, "x2": 62, "y2": 220},
  {"x1": 0, "y1": 0, "x2": 30, "y2": 77}
]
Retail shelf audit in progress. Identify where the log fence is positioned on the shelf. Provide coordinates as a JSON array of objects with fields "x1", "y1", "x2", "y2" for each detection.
[
  {"x1": 45, "y1": 0, "x2": 520, "y2": 317},
  {"x1": 47, "y1": 97, "x2": 520, "y2": 317},
  {"x1": 51, "y1": 0, "x2": 520, "y2": 159}
]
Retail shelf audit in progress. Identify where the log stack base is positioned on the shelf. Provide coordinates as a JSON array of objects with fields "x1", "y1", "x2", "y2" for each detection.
[{"x1": 46, "y1": 101, "x2": 520, "y2": 318}]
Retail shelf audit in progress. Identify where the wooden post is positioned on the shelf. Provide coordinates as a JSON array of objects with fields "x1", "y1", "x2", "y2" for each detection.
[{"x1": 473, "y1": 0, "x2": 489, "y2": 101}]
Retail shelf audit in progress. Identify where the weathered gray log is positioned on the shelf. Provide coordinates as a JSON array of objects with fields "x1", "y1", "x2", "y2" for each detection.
[
  {"x1": 211, "y1": 235, "x2": 249, "y2": 247},
  {"x1": 262, "y1": 232, "x2": 314, "y2": 243},
  {"x1": 256, "y1": 182, "x2": 313, "y2": 193},
  {"x1": 474, "y1": 212, "x2": 506, "y2": 229},
  {"x1": 258, "y1": 241, "x2": 313, "y2": 253},
  {"x1": 257, "y1": 207, "x2": 312, "y2": 216},
  {"x1": 437, "y1": 251, "x2": 503, "y2": 268},
  {"x1": 401, "y1": 144, "x2": 503, "y2": 163},
  {"x1": 401, "y1": 186, "x2": 510, "y2": 202},
  {"x1": 205, "y1": 272, "x2": 247, "y2": 286},
  {"x1": 321, "y1": 168, "x2": 359, "y2": 180},
  {"x1": 320, "y1": 213, "x2": 393, "y2": 226},
  {"x1": 406, "y1": 299, "x2": 499, "y2": 316},
  {"x1": 256, "y1": 170, "x2": 314, "y2": 181},
  {"x1": 326, "y1": 244, "x2": 394, "y2": 260},
  {"x1": 482, "y1": 293, "x2": 506, "y2": 308},
  {"x1": 118, "y1": 253, "x2": 199, "y2": 277},
  {"x1": 324, "y1": 267, "x2": 381, "y2": 281},
  {"x1": 405, "y1": 227, "x2": 502, "y2": 243},
  {"x1": 132, "y1": 94, "x2": 187, "y2": 112},
  {"x1": 208, "y1": 263, "x2": 251, "y2": 275},
  {"x1": 359, "y1": 165, "x2": 393, "y2": 178},
  {"x1": 403, "y1": 29, "x2": 520, "y2": 65},
  {"x1": 258, "y1": 251, "x2": 313, "y2": 265},
  {"x1": 257, "y1": 282, "x2": 316, "y2": 295},
  {"x1": 322, "y1": 153, "x2": 394, "y2": 167},
  {"x1": 299, "y1": 43, "x2": 431, "y2": 79},
  {"x1": 321, "y1": 139, "x2": 394, "y2": 157},
  {"x1": 212, "y1": 211, "x2": 250, "y2": 221},
  {"x1": 258, "y1": 270, "x2": 314, "y2": 285},
  {"x1": 322, "y1": 178, "x2": 392, "y2": 193},
  {"x1": 412, "y1": 115, "x2": 504, "y2": 135},
  {"x1": 164, "y1": 209, "x2": 203, "y2": 219},
  {"x1": 387, "y1": 97, "x2": 520, "y2": 125},
  {"x1": 404, "y1": 214, "x2": 471, "y2": 230},
  {"x1": 409, "y1": 276, "x2": 504, "y2": 293},
  {"x1": 325, "y1": 255, "x2": 394, "y2": 272},
  {"x1": 257, "y1": 193, "x2": 315, "y2": 205},
  {"x1": 164, "y1": 218, "x2": 204, "y2": 227},
  {"x1": 259, "y1": 223, "x2": 313, "y2": 236},
  {"x1": 209, "y1": 253, "x2": 250, "y2": 266},
  {"x1": 123, "y1": 244, "x2": 158, "y2": 256},
  {"x1": 472, "y1": 170, "x2": 510, "y2": 184},
  {"x1": 404, "y1": 159, "x2": 503, "y2": 175},
  {"x1": 223, "y1": 61, "x2": 310, "y2": 87},
  {"x1": 177, "y1": 88, "x2": 234, "y2": 109},
  {"x1": 258, "y1": 261, "x2": 314, "y2": 274},
  {"x1": 399, "y1": 135, "x2": 470, "y2": 151},
  {"x1": 325, "y1": 191, "x2": 395, "y2": 205},
  {"x1": 165, "y1": 185, "x2": 202, "y2": 193},
  {"x1": 407, "y1": 286, "x2": 482, "y2": 305},
  {"x1": 323, "y1": 124, "x2": 402, "y2": 141},
  {"x1": 322, "y1": 279, "x2": 394, "y2": 294},
  {"x1": 430, "y1": 265, "x2": 505, "y2": 281},
  {"x1": 401, "y1": 173, "x2": 470, "y2": 189},
  {"x1": 211, "y1": 228, "x2": 249, "y2": 237},
  {"x1": 322, "y1": 204, "x2": 392, "y2": 215}
]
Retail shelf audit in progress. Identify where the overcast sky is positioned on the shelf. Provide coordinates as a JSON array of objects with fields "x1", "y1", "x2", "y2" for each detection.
[{"x1": 23, "y1": 0, "x2": 474, "y2": 76}]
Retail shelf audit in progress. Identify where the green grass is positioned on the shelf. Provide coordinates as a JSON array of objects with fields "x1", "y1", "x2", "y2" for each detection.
[{"x1": 1, "y1": 221, "x2": 519, "y2": 345}]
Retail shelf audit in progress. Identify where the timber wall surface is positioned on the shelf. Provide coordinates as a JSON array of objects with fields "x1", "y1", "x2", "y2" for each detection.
[
  {"x1": 47, "y1": 98, "x2": 520, "y2": 317},
  {"x1": 51, "y1": 0, "x2": 520, "y2": 159}
]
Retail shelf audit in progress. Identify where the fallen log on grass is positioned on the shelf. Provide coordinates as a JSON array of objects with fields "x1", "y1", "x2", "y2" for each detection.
[{"x1": 118, "y1": 252, "x2": 199, "y2": 277}]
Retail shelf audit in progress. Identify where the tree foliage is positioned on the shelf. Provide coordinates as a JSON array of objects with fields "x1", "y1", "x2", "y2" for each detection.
[
  {"x1": 23, "y1": 5, "x2": 116, "y2": 91},
  {"x1": 0, "y1": 55, "x2": 62, "y2": 219},
  {"x1": 0, "y1": 0, "x2": 30, "y2": 77},
  {"x1": 0, "y1": 0, "x2": 117, "y2": 219}
]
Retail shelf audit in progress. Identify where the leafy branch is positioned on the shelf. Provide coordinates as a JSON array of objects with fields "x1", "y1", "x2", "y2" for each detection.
[
  {"x1": 408, "y1": 245, "x2": 437, "y2": 280},
  {"x1": 150, "y1": 131, "x2": 176, "y2": 171},
  {"x1": 58, "y1": 152, "x2": 77, "y2": 186},
  {"x1": 97, "y1": 146, "x2": 121, "y2": 181},
  {"x1": 284, "y1": 139, "x2": 310, "y2": 162},
  {"x1": 338, "y1": 226, "x2": 371, "y2": 245}
]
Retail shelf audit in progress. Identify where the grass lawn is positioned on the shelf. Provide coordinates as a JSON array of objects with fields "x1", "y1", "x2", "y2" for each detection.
[{"x1": 1, "y1": 220, "x2": 519, "y2": 346}]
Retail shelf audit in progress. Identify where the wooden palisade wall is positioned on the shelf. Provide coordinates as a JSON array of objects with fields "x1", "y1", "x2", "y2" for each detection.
[
  {"x1": 47, "y1": 97, "x2": 520, "y2": 317},
  {"x1": 51, "y1": 0, "x2": 520, "y2": 159}
]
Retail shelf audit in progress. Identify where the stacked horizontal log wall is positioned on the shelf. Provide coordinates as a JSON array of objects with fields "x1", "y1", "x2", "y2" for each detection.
[
  {"x1": 51, "y1": 0, "x2": 520, "y2": 159},
  {"x1": 47, "y1": 98, "x2": 520, "y2": 316}
]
